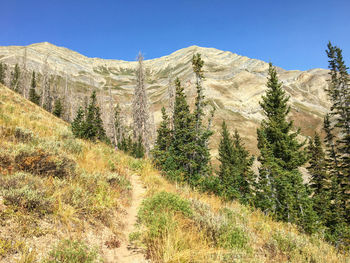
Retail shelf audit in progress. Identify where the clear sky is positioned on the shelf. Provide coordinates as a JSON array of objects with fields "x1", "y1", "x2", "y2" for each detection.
[{"x1": 2, "y1": 0, "x2": 349, "y2": 70}]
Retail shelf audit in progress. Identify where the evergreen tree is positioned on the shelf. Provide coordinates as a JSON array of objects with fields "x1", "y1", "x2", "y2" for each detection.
[
  {"x1": 0, "y1": 62, "x2": 7, "y2": 85},
  {"x1": 325, "y1": 42, "x2": 350, "y2": 223},
  {"x1": 71, "y1": 106, "x2": 85, "y2": 138},
  {"x1": 152, "y1": 107, "x2": 172, "y2": 168},
  {"x1": 255, "y1": 63, "x2": 316, "y2": 233},
  {"x1": 29, "y1": 71, "x2": 40, "y2": 105},
  {"x1": 168, "y1": 78, "x2": 197, "y2": 183},
  {"x1": 71, "y1": 91, "x2": 108, "y2": 143},
  {"x1": 307, "y1": 133, "x2": 331, "y2": 224},
  {"x1": 53, "y1": 98, "x2": 63, "y2": 117},
  {"x1": 94, "y1": 106, "x2": 109, "y2": 142},
  {"x1": 132, "y1": 135, "x2": 145, "y2": 158},
  {"x1": 218, "y1": 122, "x2": 255, "y2": 203},
  {"x1": 191, "y1": 53, "x2": 212, "y2": 178},
  {"x1": 10, "y1": 64, "x2": 21, "y2": 92}
]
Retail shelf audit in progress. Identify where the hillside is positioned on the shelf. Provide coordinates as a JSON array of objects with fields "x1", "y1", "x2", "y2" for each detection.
[
  {"x1": 0, "y1": 42, "x2": 330, "y2": 154},
  {"x1": 0, "y1": 83, "x2": 348, "y2": 262}
]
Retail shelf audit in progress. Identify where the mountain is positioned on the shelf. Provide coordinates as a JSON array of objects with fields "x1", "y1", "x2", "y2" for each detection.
[{"x1": 0, "y1": 42, "x2": 330, "y2": 154}]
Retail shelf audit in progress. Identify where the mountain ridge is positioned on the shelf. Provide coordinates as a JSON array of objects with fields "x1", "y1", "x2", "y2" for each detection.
[{"x1": 0, "y1": 42, "x2": 330, "y2": 154}]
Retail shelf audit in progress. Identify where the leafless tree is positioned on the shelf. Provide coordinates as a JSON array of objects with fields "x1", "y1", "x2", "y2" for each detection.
[
  {"x1": 167, "y1": 74, "x2": 175, "y2": 130},
  {"x1": 41, "y1": 53, "x2": 50, "y2": 108},
  {"x1": 21, "y1": 47, "x2": 28, "y2": 97},
  {"x1": 132, "y1": 52, "x2": 152, "y2": 155},
  {"x1": 106, "y1": 73, "x2": 118, "y2": 147}
]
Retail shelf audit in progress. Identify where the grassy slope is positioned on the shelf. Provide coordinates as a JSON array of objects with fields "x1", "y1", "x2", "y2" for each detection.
[
  {"x1": 134, "y1": 162, "x2": 349, "y2": 262},
  {"x1": 0, "y1": 85, "x2": 134, "y2": 262},
  {"x1": 0, "y1": 84, "x2": 348, "y2": 262}
]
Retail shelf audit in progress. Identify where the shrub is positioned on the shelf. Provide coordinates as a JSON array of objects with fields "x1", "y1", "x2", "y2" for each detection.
[
  {"x1": 0, "y1": 173, "x2": 53, "y2": 214},
  {"x1": 44, "y1": 239, "x2": 100, "y2": 263},
  {"x1": 14, "y1": 149, "x2": 75, "y2": 178},
  {"x1": 138, "y1": 192, "x2": 192, "y2": 238},
  {"x1": 63, "y1": 138, "x2": 83, "y2": 155},
  {"x1": 139, "y1": 192, "x2": 192, "y2": 220},
  {"x1": 14, "y1": 127, "x2": 34, "y2": 143},
  {"x1": 106, "y1": 173, "x2": 131, "y2": 191}
]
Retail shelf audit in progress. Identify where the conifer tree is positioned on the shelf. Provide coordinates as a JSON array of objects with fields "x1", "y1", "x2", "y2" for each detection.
[
  {"x1": 255, "y1": 63, "x2": 316, "y2": 233},
  {"x1": 53, "y1": 98, "x2": 63, "y2": 117},
  {"x1": 191, "y1": 54, "x2": 212, "y2": 177},
  {"x1": 325, "y1": 42, "x2": 350, "y2": 222},
  {"x1": 307, "y1": 133, "x2": 331, "y2": 224},
  {"x1": 0, "y1": 62, "x2": 7, "y2": 85},
  {"x1": 71, "y1": 91, "x2": 108, "y2": 143},
  {"x1": 10, "y1": 64, "x2": 21, "y2": 92},
  {"x1": 168, "y1": 78, "x2": 197, "y2": 182},
  {"x1": 152, "y1": 107, "x2": 172, "y2": 168},
  {"x1": 218, "y1": 121, "x2": 255, "y2": 204},
  {"x1": 29, "y1": 71, "x2": 40, "y2": 105},
  {"x1": 71, "y1": 106, "x2": 85, "y2": 138}
]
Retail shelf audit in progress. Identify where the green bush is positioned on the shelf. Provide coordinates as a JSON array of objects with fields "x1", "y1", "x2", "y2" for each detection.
[
  {"x1": 63, "y1": 138, "x2": 83, "y2": 154},
  {"x1": 44, "y1": 239, "x2": 100, "y2": 263},
  {"x1": 218, "y1": 226, "x2": 249, "y2": 249},
  {"x1": 138, "y1": 192, "x2": 192, "y2": 238}
]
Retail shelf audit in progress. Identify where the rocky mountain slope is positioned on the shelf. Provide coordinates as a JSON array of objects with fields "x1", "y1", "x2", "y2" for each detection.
[{"x1": 0, "y1": 42, "x2": 330, "y2": 153}]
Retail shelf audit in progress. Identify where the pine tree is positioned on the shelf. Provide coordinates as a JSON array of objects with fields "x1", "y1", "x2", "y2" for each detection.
[
  {"x1": 53, "y1": 98, "x2": 63, "y2": 117},
  {"x1": 71, "y1": 106, "x2": 85, "y2": 138},
  {"x1": 152, "y1": 107, "x2": 172, "y2": 168},
  {"x1": 168, "y1": 78, "x2": 197, "y2": 182},
  {"x1": 10, "y1": 64, "x2": 21, "y2": 92},
  {"x1": 191, "y1": 53, "x2": 212, "y2": 178},
  {"x1": 307, "y1": 133, "x2": 331, "y2": 224},
  {"x1": 255, "y1": 63, "x2": 316, "y2": 233},
  {"x1": 94, "y1": 106, "x2": 109, "y2": 142},
  {"x1": 29, "y1": 71, "x2": 40, "y2": 105},
  {"x1": 71, "y1": 91, "x2": 108, "y2": 143},
  {"x1": 0, "y1": 62, "x2": 7, "y2": 85},
  {"x1": 325, "y1": 42, "x2": 350, "y2": 223},
  {"x1": 218, "y1": 121, "x2": 255, "y2": 204}
]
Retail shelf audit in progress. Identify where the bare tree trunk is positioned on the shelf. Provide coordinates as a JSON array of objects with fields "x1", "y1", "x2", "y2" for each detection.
[
  {"x1": 167, "y1": 75, "x2": 175, "y2": 130},
  {"x1": 41, "y1": 53, "x2": 50, "y2": 108},
  {"x1": 21, "y1": 48, "x2": 28, "y2": 98},
  {"x1": 104, "y1": 70, "x2": 118, "y2": 147},
  {"x1": 132, "y1": 52, "x2": 151, "y2": 156}
]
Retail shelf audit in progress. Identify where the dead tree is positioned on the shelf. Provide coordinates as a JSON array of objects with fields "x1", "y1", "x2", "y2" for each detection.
[
  {"x1": 41, "y1": 53, "x2": 50, "y2": 108},
  {"x1": 21, "y1": 48, "x2": 28, "y2": 97},
  {"x1": 106, "y1": 73, "x2": 118, "y2": 147},
  {"x1": 132, "y1": 52, "x2": 151, "y2": 155},
  {"x1": 167, "y1": 74, "x2": 175, "y2": 130}
]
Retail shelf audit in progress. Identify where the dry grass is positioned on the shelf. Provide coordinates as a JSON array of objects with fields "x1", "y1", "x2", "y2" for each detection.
[
  {"x1": 134, "y1": 160, "x2": 350, "y2": 263},
  {"x1": 0, "y1": 85, "x2": 132, "y2": 262}
]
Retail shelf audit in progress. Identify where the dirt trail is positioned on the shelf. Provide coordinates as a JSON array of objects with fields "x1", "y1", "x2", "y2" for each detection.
[{"x1": 114, "y1": 173, "x2": 148, "y2": 263}]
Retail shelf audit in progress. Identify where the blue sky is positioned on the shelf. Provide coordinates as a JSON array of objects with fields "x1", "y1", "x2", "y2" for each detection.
[{"x1": 2, "y1": 0, "x2": 349, "y2": 70}]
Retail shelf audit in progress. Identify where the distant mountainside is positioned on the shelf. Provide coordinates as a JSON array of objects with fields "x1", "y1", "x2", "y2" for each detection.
[{"x1": 0, "y1": 42, "x2": 330, "y2": 154}]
